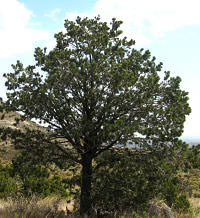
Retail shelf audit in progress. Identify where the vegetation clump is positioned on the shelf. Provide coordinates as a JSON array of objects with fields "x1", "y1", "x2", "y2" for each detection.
[{"x1": 0, "y1": 160, "x2": 68, "y2": 200}]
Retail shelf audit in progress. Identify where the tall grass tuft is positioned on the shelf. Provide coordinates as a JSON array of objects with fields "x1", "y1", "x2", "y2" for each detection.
[{"x1": 0, "y1": 195, "x2": 67, "y2": 218}]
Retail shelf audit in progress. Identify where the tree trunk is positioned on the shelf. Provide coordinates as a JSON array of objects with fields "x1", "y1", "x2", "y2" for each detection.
[{"x1": 80, "y1": 154, "x2": 93, "y2": 216}]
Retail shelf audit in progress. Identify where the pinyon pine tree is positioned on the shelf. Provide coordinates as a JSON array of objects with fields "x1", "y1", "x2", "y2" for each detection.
[{"x1": 1, "y1": 16, "x2": 190, "y2": 215}]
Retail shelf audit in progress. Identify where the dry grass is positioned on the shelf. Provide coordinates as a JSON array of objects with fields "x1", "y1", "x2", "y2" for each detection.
[
  {"x1": 0, "y1": 195, "x2": 69, "y2": 218},
  {"x1": 174, "y1": 195, "x2": 200, "y2": 217},
  {"x1": 2, "y1": 195, "x2": 200, "y2": 218},
  {"x1": 187, "y1": 197, "x2": 200, "y2": 218}
]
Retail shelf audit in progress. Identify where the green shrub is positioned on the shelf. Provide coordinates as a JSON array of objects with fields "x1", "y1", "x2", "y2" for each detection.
[
  {"x1": 174, "y1": 194, "x2": 190, "y2": 211},
  {"x1": 11, "y1": 153, "x2": 69, "y2": 198},
  {"x1": 0, "y1": 163, "x2": 19, "y2": 199},
  {"x1": 160, "y1": 176, "x2": 190, "y2": 211},
  {"x1": 92, "y1": 149, "x2": 157, "y2": 212},
  {"x1": 184, "y1": 144, "x2": 200, "y2": 170},
  {"x1": 92, "y1": 147, "x2": 190, "y2": 214},
  {"x1": 17, "y1": 166, "x2": 68, "y2": 198},
  {"x1": 0, "y1": 159, "x2": 68, "y2": 199}
]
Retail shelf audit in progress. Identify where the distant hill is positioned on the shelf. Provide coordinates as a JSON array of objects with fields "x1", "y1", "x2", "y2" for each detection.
[
  {"x1": 0, "y1": 111, "x2": 41, "y2": 160},
  {"x1": 0, "y1": 111, "x2": 41, "y2": 130}
]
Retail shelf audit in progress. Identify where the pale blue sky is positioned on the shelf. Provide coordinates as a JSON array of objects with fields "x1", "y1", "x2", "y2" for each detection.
[{"x1": 0, "y1": 0, "x2": 200, "y2": 139}]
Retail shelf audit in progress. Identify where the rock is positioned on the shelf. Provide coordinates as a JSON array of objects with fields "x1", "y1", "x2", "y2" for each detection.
[{"x1": 148, "y1": 201, "x2": 174, "y2": 218}]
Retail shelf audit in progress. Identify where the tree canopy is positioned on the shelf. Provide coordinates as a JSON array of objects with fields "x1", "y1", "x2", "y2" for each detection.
[{"x1": 2, "y1": 16, "x2": 191, "y2": 215}]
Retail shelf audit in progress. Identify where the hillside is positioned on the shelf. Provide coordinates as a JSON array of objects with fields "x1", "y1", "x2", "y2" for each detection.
[{"x1": 0, "y1": 111, "x2": 42, "y2": 160}]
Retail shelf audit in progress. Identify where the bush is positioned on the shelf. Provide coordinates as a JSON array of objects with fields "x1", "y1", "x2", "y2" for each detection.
[
  {"x1": 16, "y1": 165, "x2": 69, "y2": 198},
  {"x1": 0, "y1": 158, "x2": 69, "y2": 199},
  {"x1": 160, "y1": 176, "x2": 190, "y2": 211},
  {"x1": 91, "y1": 147, "x2": 190, "y2": 214},
  {"x1": 0, "y1": 163, "x2": 19, "y2": 199},
  {"x1": 92, "y1": 149, "x2": 157, "y2": 212},
  {"x1": 174, "y1": 194, "x2": 190, "y2": 211},
  {"x1": 184, "y1": 144, "x2": 200, "y2": 170}
]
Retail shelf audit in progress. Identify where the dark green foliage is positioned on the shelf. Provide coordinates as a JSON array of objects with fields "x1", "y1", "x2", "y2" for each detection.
[
  {"x1": 1, "y1": 16, "x2": 191, "y2": 215},
  {"x1": 173, "y1": 141, "x2": 200, "y2": 171},
  {"x1": 92, "y1": 147, "x2": 190, "y2": 214},
  {"x1": 11, "y1": 151, "x2": 70, "y2": 198},
  {"x1": 160, "y1": 176, "x2": 190, "y2": 211},
  {"x1": 18, "y1": 166, "x2": 68, "y2": 198},
  {"x1": 184, "y1": 144, "x2": 200, "y2": 170},
  {"x1": 0, "y1": 160, "x2": 68, "y2": 199},
  {"x1": 174, "y1": 194, "x2": 190, "y2": 211},
  {"x1": 0, "y1": 163, "x2": 19, "y2": 199},
  {"x1": 12, "y1": 157, "x2": 68, "y2": 198},
  {"x1": 92, "y1": 149, "x2": 154, "y2": 212}
]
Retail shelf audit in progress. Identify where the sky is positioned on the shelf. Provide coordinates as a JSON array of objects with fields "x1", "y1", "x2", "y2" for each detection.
[{"x1": 0, "y1": 0, "x2": 199, "y2": 140}]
